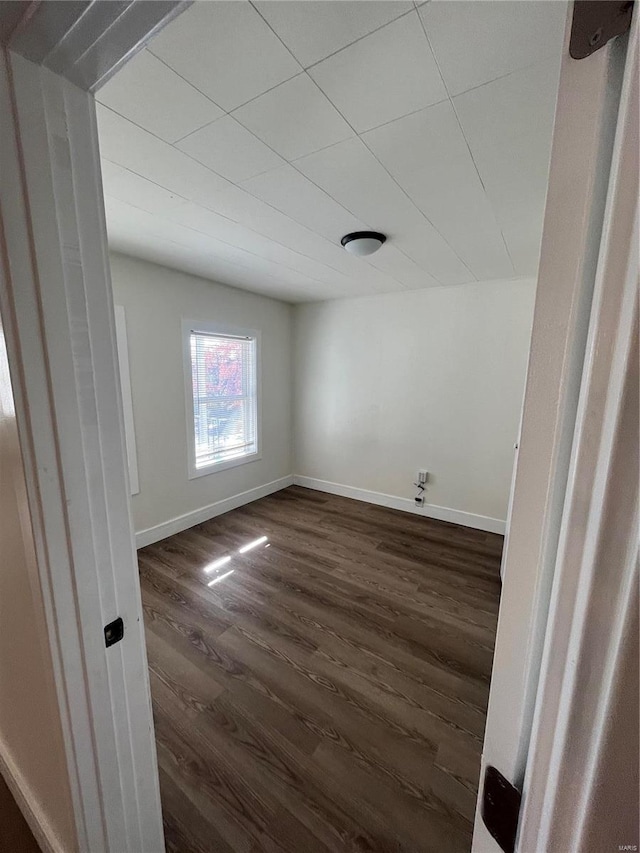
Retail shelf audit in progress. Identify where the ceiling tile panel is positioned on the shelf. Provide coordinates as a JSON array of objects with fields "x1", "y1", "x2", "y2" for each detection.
[
  {"x1": 147, "y1": 1, "x2": 301, "y2": 111},
  {"x1": 253, "y1": 0, "x2": 413, "y2": 68},
  {"x1": 295, "y1": 137, "x2": 473, "y2": 285},
  {"x1": 100, "y1": 160, "x2": 191, "y2": 218},
  {"x1": 209, "y1": 185, "x2": 409, "y2": 290},
  {"x1": 233, "y1": 74, "x2": 354, "y2": 161},
  {"x1": 177, "y1": 115, "x2": 284, "y2": 183},
  {"x1": 454, "y1": 58, "x2": 561, "y2": 275},
  {"x1": 242, "y1": 164, "x2": 366, "y2": 241},
  {"x1": 309, "y1": 12, "x2": 446, "y2": 134},
  {"x1": 104, "y1": 197, "x2": 352, "y2": 300},
  {"x1": 97, "y1": 0, "x2": 564, "y2": 302},
  {"x1": 419, "y1": 0, "x2": 567, "y2": 96},
  {"x1": 172, "y1": 202, "x2": 357, "y2": 287},
  {"x1": 96, "y1": 49, "x2": 223, "y2": 143},
  {"x1": 367, "y1": 245, "x2": 439, "y2": 289},
  {"x1": 363, "y1": 102, "x2": 515, "y2": 280},
  {"x1": 97, "y1": 105, "x2": 233, "y2": 202}
]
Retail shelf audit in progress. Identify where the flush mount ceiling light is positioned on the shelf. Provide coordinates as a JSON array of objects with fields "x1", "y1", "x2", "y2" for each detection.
[{"x1": 341, "y1": 231, "x2": 386, "y2": 256}]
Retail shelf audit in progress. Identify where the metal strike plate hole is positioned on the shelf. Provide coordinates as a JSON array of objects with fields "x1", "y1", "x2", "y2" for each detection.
[{"x1": 104, "y1": 617, "x2": 124, "y2": 648}]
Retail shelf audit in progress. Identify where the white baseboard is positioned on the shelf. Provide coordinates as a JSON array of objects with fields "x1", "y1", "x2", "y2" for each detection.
[
  {"x1": 0, "y1": 738, "x2": 63, "y2": 853},
  {"x1": 292, "y1": 475, "x2": 506, "y2": 535},
  {"x1": 135, "y1": 475, "x2": 294, "y2": 548}
]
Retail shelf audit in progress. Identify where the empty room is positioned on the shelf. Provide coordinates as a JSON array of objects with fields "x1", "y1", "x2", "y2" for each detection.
[
  {"x1": 2, "y1": 1, "x2": 637, "y2": 852},
  {"x1": 96, "y1": 2, "x2": 563, "y2": 850}
]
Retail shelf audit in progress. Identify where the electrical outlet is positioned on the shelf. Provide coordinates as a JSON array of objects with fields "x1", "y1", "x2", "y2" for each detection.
[
  {"x1": 414, "y1": 495, "x2": 424, "y2": 507},
  {"x1": 417, "y1": 469, "x2": 428, "y2": 485}
]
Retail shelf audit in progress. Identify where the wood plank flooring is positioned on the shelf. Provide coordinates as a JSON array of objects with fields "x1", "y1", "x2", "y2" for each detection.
[
  {"x1": 139, "y1": 486, "x2": 502, "y2": 853},
  {"x1": 0, "y1": 775, "x2": 39, "y2": 853}
]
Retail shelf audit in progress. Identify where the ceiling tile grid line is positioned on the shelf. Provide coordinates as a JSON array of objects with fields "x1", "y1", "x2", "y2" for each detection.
[
  {"x1": 244, "y1": 114, "x2": 469, "y2": 287},
  {"x1": 174, "y1": 71, "x2": 307, "y2": 146},
  {"x1": 144, "y1": 4, "x2": 553, "y2": 125},
  {"x1": 94, "y1": 43, "x2": 447, "y2": 289},
  {"x1": 105, "y1": 199, "x2": 326, "y2": 286},
  {"x1": 97, "y1": 0, "x2": 565, "y2": 302},
  {"x1": 252, "y1": 1, "x2": 416, "y2": 69},
  {"x1": 98, "y1": 1, "x2": 548, "y2": 279},
  {"x1": 295, "y1": 5, "x2": 416, "y2": 72},
  {"x1": 99, "y1": 152, "x2": 407, "y2": 293},
  {"x1": 142, "y1": 47, "x2": 227, "y2": 113},
  {"x1": 103, "y1": 189, "x2": 336, "y2": 286},
  {"x1": 414, "y1": 6, "x2": 516, "y2": 276},
  {"x1": 307, "y1": 11, "x2": 448, "y2": 134},
  {"x1": 97, "y1": 89, "x2": 359, "y2": 252},
  {"x1": 105, "y1": 196, "x2": 384, "y2": 302},
  {"x1": 249, "y1": 0, "x2": 560, "y2": 283},
  {"x1": 96, "y1": 104, "x2": 333, "y2": 256},
  {"x1": 98, "y1": 85, "x2": 474, "y2": 290},
  {"x1": 105, "y1": 201, "x2": 342, "y2": 301},
  {"x1": 298, "y1": 67, "x2": 478, "y2": 282},
  {"x1": 246, "y1": 2, "x2": 478, "y2": 281},
  {"x1": 145, "y1": 0, "x2": 302, "y2": 111},
  {"x1": 98, "y1": 155, "x2": 349, "y2": 286},
  {"x1": 234, "y1": 160, "x2": 431, "y2": 291}
]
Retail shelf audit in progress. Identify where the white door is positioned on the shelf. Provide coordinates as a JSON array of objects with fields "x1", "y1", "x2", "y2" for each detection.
[{"x1": 474, "y1": 5, "x2": 638, "y2": 851}]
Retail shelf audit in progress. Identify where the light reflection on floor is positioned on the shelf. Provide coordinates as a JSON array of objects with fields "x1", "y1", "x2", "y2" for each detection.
[{"x1": 202, "y1": 534, "x2": 269, "y2": 586}]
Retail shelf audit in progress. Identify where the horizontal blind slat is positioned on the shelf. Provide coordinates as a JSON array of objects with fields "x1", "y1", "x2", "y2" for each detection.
[{"x1": 190, "y1": 331, "x2": 257, "y2": 469}]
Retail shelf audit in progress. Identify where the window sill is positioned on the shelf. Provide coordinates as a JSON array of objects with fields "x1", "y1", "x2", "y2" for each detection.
[{"x1": 188, "y1": 450, "x2": 262, "y2": 480}]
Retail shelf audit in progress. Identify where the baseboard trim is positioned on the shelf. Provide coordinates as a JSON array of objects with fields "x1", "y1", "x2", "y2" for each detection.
[
  {"x1": 292, "y1": 475, "x2": 506, "y2": 535},
  {"x1": 135, "y1": 475, "x2": 294, "y2": 548},
  {"x1": 0, "y1": 739, "x2": 64, "y2": 853}
]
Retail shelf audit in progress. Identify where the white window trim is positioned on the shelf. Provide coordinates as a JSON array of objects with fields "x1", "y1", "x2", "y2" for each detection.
[{"x1": 182, "y1": 318, "x2": 262, "y2": 479}]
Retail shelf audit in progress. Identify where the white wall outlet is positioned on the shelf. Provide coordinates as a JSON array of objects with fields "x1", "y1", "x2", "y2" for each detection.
[{"x1": 417, "y1": 469, "x2": 428, "y2": 485}]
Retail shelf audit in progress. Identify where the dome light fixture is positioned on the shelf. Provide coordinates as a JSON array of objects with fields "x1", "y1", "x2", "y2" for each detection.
[{"x1": 341, "y1": 231, "x2": 386, "y2": 257}]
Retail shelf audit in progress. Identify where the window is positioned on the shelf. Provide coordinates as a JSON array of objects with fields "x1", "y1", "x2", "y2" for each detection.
[{"x1": 184, "y1": 321, "x2": 260, "y2": 477}]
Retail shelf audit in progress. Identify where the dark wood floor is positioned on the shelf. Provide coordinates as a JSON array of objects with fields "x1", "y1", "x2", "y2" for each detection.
[
  {"x1": 0, "y1": 775, "x2": 39, "y2": 853},
  {"x1": 139, "y1": 486, "x2": 502, "y2": 853}
]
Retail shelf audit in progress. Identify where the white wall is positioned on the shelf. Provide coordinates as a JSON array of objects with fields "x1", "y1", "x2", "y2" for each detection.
[
  {"x1": 293, "y1": 279, "x2": 536, "y2": 526},
  {"x1": 109, "y1": 253, "x2": 293, "y2": 539},
  {"x1": 0, "y1": 324, "x2": 77, "y2": 851}
]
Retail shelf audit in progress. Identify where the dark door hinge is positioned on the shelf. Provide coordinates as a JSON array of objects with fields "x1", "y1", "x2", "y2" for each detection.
[
  {"x1": 104, "y1": 617, "x2": 124, "y2": 648},
  {"x1": 481, "y1": 766, "x2": 522, "y2": 853},
  {"x1": 570, "y1": 1, "x2": 634, "y2": 60}
]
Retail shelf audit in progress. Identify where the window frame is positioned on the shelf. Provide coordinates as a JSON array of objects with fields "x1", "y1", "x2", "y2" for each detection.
[{"x1": 182, "y1": 318, "x2": 262, "y2": 479}]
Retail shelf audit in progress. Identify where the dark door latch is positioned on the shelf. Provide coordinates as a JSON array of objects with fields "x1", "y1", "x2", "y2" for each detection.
[{"x1": 104, "y1": 617, "x2": 124, "y2": 648}]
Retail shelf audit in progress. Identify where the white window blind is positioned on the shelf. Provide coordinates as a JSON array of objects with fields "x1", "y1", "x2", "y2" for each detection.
[{"x1": 189, "y1": 330, "x2": 258, "y2": 470}]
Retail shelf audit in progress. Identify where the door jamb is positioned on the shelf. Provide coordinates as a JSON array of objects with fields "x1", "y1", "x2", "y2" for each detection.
[
  {"x1": 0, "y1": 3, "x2": 188, "y2": 849},
  {"x1": 518, "y1": 14, "x2": 638, "y2": 850}
]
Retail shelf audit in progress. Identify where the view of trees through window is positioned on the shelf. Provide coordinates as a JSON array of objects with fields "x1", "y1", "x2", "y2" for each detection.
[{"x1": 190, "y1": 332, "x2": 257, "y2": 469}]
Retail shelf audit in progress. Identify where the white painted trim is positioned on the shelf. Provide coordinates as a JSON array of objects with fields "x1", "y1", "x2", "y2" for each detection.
[
  {"x1": 0, "y1": 51, "x2": 164, "y2": 852},
  {"x1": 0, "y1": 3, "x2": 215, "y2": 851},
  {"x1": 0, "y1": 739, "x2": 63, "y2": 853},
  {"x1": 517, "y1": 13, "x2": 638, "y2": 851},
  {"x1": 182, "y1": 318, "x2": 262, "y2": 481},
  {"x1": 114, "y1": 305, "x2": 140, "y2": 496},
  {"x1": 136, "y1": 475, "x2": 294, "y2": 548},
  {"x1": 472, "y1": 15, "x2": 632, "y2": 850},
  {"x1": 293, "y1": 476, "x2": 506, "y2": 535},
  {"x1": 7, "y1": 0, "x2": 189, "y2": 91}
]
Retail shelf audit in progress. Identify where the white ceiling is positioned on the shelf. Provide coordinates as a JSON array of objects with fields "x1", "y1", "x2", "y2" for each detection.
[{"x1": 97, "y1": 0, "x2": 566, "y2": 303}]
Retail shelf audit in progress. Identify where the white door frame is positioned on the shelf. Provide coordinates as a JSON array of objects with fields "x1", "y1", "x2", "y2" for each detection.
[
  {"x1": 0, "y1": 3, "x2": 188, "y2": 850},
  {"x1": 473, "y1": 6, "x2": 637, "y2": 852},
  {"x1": 518, "y1": 15, "x2": 638, "y2": 850},
  {"x1": 0, "y1": 2, "x2": 635, "y2": 852}
]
